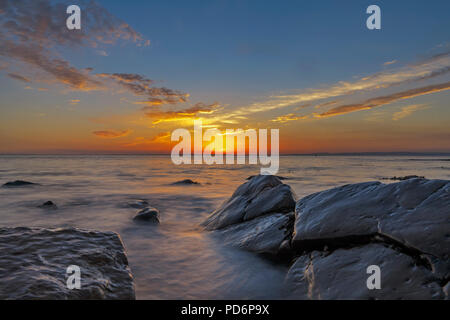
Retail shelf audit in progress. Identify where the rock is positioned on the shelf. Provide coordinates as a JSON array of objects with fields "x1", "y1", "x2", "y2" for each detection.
[
  {"x1": 171, "y1": 179, "x2": 200, "y2": 185},
  {"x1": 216, "y1": 212, "x2": 294, "y2": 256},
  {"x1": 133, "y1": 207, "x2": 160, "y2": 223},
  {"x1": 203, "y1": 175, "x2": 296, "y2": 231},
  {"x1": 292, "y1": 179, "x2": 450, "y2": 261},
  {"x1": 38, "y1": 201, "x2": 57, "y2": 210},
  {"x1": 205, "y1": 175, "x2": 449, "y2": 299},
  {"x1": 285, "y1": 244, "x2": 444, "y2": 300},
  {"x1": 2, "y1": 180, "x2": 39, "y2": 187},
  {"x1": 202, "y1": 175, "x2": 296, "y2": 256},
  {"x1": 382, "y1": 175, "x2": 425, "y2": 181},
  {"x1": 0, "y1": 227, "x2": 135, "y2": 300},
  {"x1": 286, "y1": 178, "x2": 450, "y2": 299}
]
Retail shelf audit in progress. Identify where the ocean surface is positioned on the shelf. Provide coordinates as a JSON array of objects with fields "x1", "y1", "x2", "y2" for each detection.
[{"x1": 0, "y1": 155, "x2": 449, "y2": 299}]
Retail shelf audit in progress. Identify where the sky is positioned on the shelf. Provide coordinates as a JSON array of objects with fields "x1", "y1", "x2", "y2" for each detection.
[{"x1": 0, "y1": 0, "x2": 449, "y2": 154}]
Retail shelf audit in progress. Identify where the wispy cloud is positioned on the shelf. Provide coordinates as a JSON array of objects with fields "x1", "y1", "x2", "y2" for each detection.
[
  {"x1": 98, "y1": 73, "x2": 189, "y2": 106},
  {"x1": 392, "y1": 104, "x2": 429, "y2": 121},
  {"x1": 214, "y1": 51, "x2": 450, "y2": 121},
  {"x1": 7, "y1": 73, "x2": 31, "y2": 83},
  {"x1": 145, "y1": 103, "x2": 220, "y2": 124},
  {"x1": 316, "y1": 82, "x2": 450, "y2": 118},
  {"x1": 92, "y1": 129, "x2": 132, "y2": 138},
  {"x1": 271, "y1": 113, "x2": 308, "y2": 123},
  {"x1": 383, "y1": 60, "x2": 397, "y2": 66},
  {"x1": 0, "y1": 0, "x2": 150, "y2": 93}
]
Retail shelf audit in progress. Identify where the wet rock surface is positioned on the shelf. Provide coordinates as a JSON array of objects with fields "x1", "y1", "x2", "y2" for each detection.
[
  {"x1": 133, "y1": 207, "x2": 160, "y2": 223},
  {"x1": 285, "y1": 244, "x2": 444, "y2": 300},
  {"x1": 202, "y1": 175, "x2": 296, "y2": 256},
  {"x1": 0, "y1": 227, "x2": 135, "y2": 300},
  {"x1": 205, "y1": 176, "x2": 450, "y2": 299},
  {"x1": 286, "y1": 178, "x2": 449, "y2": 299}
]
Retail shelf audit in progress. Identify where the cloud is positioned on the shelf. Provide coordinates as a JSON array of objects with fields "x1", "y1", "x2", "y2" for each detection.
[
  {"x1": 97, "y1": 73, "x2": 189, "y2": 105},
  {"x1": 145, "y1": 103, "x2": 220, "y2": 124},
  {"x1": 7, "y1": 72, "x2": 31, "y2": 83},
  {"x1": 392, "y1": 104, "x2": 429, "y2": 121},
  {"x1": 383, "y1": 60, "x2": 397, "y2": 66},
  {"x1": 0, "y1": 0, "x2": 148, "y2": 92},
  {"x1": 0, "y1": 0, "x2": 191, "y2": 112},
  {"x1": 215, "y1": 51, "x2": 450, "y2": 121},
  {"x1": 271, "y1": 113, "x2": 308, "y2": 123},
  {"x1": 316, "y1": 82, "x2": 450, "y2": 118},
  {"x1": 0, "y1": 0, "x2": 148, "y2": 48},
  {"x1": 0, "y1": 40, "x2": 102, "y2": 90},
  {"x1": 92, "y1": 129, "x2": 132, "y2": 138}
]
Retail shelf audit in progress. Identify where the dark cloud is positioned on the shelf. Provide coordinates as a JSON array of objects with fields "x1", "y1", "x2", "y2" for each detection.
[{"x1": 317, "y1": 82, "x2": 450, "y2": 118}]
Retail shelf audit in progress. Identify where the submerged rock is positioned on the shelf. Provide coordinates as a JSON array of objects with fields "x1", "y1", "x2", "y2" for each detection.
[
  {"x1": 133, "y1": 207, "x2": 160, "y2": 223},
  {"x1": 38, "y1": 201, "x2": 57, "y2": 210},
  {"x1": 0, "y1": 227, "x2": 135, "y2": 300},
  {"x1": 171, "y1": 179, "x2": 200, "y2": 185},
  {"x1": 2, "y1": 180, "x2": 39, "y2": 187},
  {"x1": 202, "y1": 175, "x2": 296, "y2": 256}
]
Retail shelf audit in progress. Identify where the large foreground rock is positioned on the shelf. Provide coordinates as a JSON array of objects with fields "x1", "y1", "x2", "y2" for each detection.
[
  {"x1": 0, "y1": 227, "x2": 135, "y2": 300},
  {"x1": 206, "y1": 176, "x2": 450, "y2": 299},
  {"x1": 202, "y1": 175, "x2": 296, "y2": 256},
  {"x1": 288, "y1": 178, "x2": 450, "y2": 299}
]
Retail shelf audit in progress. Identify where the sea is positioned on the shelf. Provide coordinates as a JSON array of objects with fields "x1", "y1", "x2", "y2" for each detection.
[{"x1": 0, "y1": 154, "x2": 449, "y2": 299}]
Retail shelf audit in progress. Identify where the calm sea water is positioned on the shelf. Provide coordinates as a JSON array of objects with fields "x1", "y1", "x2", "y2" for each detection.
[{"x1": 0, "y1": 155, "x2": 449, "y2": 299}]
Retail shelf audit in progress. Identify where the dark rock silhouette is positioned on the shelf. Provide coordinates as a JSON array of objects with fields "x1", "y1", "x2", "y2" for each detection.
[
  {"x1": 38, "y1": 201, "x2": 57, "y2": 210},
  {"x1": 171, "y1": 179, "x2": 200, "y2": 185},
  {"x1": 2, "y1": 180, "x2": 39, "y2": 187}
]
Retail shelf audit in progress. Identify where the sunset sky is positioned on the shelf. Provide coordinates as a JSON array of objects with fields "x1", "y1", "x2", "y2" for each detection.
[{"x1": 0, "y1": 0, "x2": 449, "y2": 154}]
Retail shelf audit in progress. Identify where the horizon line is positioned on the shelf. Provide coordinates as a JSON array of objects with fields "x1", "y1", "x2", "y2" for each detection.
[{"x1": 1, "y1": 151, "x2": 450, "y2": 156}]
